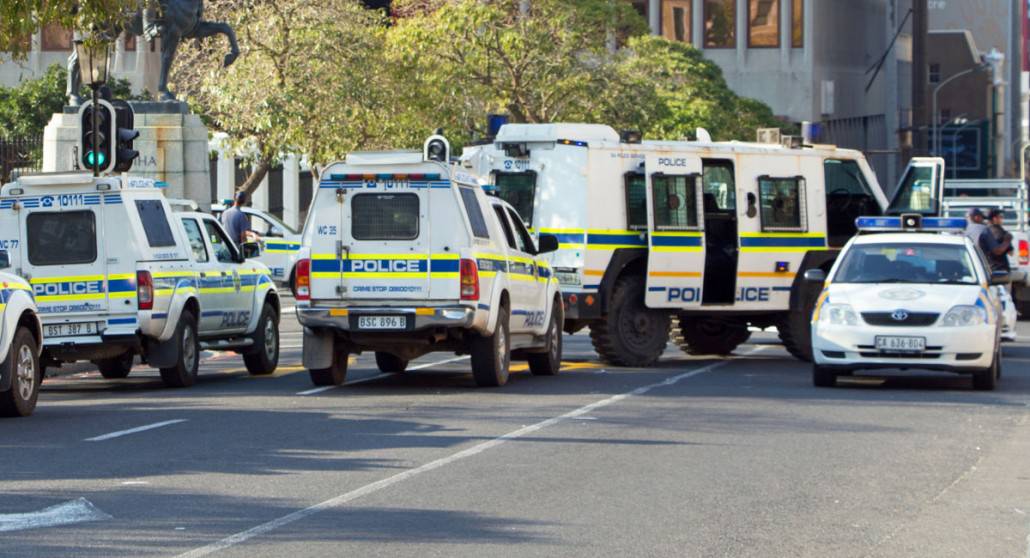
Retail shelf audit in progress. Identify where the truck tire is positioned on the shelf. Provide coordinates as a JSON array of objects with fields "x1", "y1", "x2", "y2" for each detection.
[
  {"x1": 528, "y1": 302, "x2": 563, "y2": 376},
  {"x1": 0, "y1": 328, "x2": 41, "y2": 418},
  {"x1": 1017, "y1": 299, "x2": 1030, "y2": 321},
  {"x1": 244, "y1": 303, "x2": 279, "y2": 376},
  {"x1": 375, "y1": 352, "x2": 409, "y2": 373},
  {"x1": 590, "y1": 275, "x2": 670, "y2": 367},
  {"x1": 777, "y1": 286, "x2": 821, "y2": 362},
  {"x1": 309, "y1": 347, "x2": 348, "y2": 386},
  {"x1": 95, "y1": 352, "x2": 134, "y2": 379},
  {"x1": 675, "y1": 317, "x2": 750, "y2": 355},
  {"x1": 812, "y1": 364, "x2": 837, "y2": 388},
  {"x1": 159, "y1": 310, "x2": 200, "y2": 388},
  {"x1": 471, "y1": 305, "x2": 511, "y2": 387},
  {"x1": 972, "y1": 350, "x2": 1000, "y2": 391}
]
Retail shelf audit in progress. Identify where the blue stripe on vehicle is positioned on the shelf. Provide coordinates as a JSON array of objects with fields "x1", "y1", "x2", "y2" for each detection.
[
  {"x1": 108, "y1": 317, "x2": 137, "y2": 325},
  {"x1": 651, "y1": 235, "x2": 702, "y2": 247},
  {"x1": 648, "y1": 287, "x2": 667, "y2": 292},
  {"x1": 587, "y1": 233, "x2": 647, "y2": 246},
  {"x1": 739, "y1": 237, "x2": 826, "y2": 248},
  {"x1": 771, "y1": 286, "x2": 792, "y2": 292},
  {"x1": 430, "y1": 259, "x2": 460, "y2": 273}
]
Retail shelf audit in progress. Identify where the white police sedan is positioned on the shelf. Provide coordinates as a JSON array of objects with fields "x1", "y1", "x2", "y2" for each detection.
[{"x1": 806, "y1": 217, "x2": 1007, "y2": 390}]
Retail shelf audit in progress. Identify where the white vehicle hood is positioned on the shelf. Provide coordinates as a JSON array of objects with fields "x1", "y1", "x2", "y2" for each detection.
[{"x1": 826, "y1": 283, "x2": 987, "y2": 314}]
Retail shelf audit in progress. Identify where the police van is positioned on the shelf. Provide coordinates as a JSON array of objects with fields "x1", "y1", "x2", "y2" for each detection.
[
  {"x1": 296, "y1": 136, "x2": 563, "y2": 387},
  {"x1": 211, "y1": 203, "x2": 302, "y2": 286},
  {"x1": 0, "y1": 172, "x2": 281, "y2": 388},
  {"x1": 0, "y1": 260, "x2": 43, "y2": 417},
  {"x1": 462, "y1": 123, "x2": 894, "y2": 365}
]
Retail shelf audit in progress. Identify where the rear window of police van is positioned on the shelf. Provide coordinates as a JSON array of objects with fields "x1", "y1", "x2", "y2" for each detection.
[
  {"x1": 351, "y1": 193, "x2": 419, "y2": 240},
  {"x1": 135, "y1": 200, "x2": 177, "y2": 247},
  {"x1": 27, "y1": 211, "x2": 97, "y2": 266}
]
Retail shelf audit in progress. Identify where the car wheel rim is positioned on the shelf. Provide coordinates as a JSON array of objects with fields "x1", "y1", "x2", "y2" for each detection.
[
  {"x1": 264, "y1": 319, "x2": 277, "y2": 360},
  {"x1": 16, "y1": 344, "x2": 34, "y2": 401},
  {"x1": 498, "y1": 323, "x2": 508, "y2": 370},
  {"x1": 183, "y1": 326, "x2": 196, "y2": 374},
  {"x1": 549, "y1": 317, "x2": 559, "y2": 362}
]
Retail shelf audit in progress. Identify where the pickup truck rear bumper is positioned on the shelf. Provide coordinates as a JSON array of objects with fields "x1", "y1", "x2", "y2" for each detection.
[{"x1": 297, "y1": 305, "x2": 475, "y2": 332}]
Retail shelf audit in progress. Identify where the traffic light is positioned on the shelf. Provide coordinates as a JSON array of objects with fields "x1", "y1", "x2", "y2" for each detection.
[
  {"x1": 111, "y1": 100, "x2": 139, "y2": 173},
  {"x1": 77, "y1": 99, "x2": 116, "y2": 175}
]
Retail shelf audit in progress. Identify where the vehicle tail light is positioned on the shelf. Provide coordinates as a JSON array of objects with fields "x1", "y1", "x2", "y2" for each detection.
[
  {"x1": 295, "y1": 258, "x2": 311, "y2": 301},
  {"x1": 460, "y1": 259, "x2": 479, "y2": 301},
  {"x1": 137, "y1": 270, "x2": 154, "y2": 310},
  {"x1": 1019, "y1": 240, "x2": 1029, "y2": 266}
]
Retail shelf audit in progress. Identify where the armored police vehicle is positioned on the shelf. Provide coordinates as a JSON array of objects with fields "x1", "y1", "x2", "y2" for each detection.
[
  {"x1": 0, "y1": 172, "x2": 281, "y2": 388},
  {"x1": 0, "y1": 263, "x2": 43, "y2": 417},
  {"x1": 212, "y1": 203, "x2": 302, "y2": 286},
  {"x1": 296, "y1": 135, "x2": 563, "y2": 387},
  {"x1": 462, "y1": 123, "x2": 893, "y2": 365}
]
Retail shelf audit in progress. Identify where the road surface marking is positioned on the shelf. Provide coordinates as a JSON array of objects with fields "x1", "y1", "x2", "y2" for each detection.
[
  {"x1": 84, "y1": 419, "x2": 187, "y2": 442},
  {"x1": 295, "y1": 355, "x2": 472, "y2": 396},
  {"x1": 0, "y1": 498, "x2": 111, "y2": 533},
  {"x1": 281, "y1": 306, "x2": 296, "y2": 314},
  {"x1": 178, "y1": 351, "x2": 758, "y2": 557}
]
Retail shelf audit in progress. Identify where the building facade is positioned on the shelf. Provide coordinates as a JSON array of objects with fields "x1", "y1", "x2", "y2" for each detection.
[{"x1": 635, "y1": 0, "x2": 914, "y2": 187}]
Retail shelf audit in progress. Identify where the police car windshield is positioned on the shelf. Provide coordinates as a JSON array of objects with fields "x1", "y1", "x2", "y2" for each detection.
[{"x1": 834, "y1": 243, "x2": 978, "y2": 285}]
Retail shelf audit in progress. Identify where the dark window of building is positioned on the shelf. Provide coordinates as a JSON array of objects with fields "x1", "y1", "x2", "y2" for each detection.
[
  {"x1": 124, "y1": 32, "x2": 136, "y2": 51},
  {"x1": 27, "y1": 211, "x2": 97, "y2": 266},
  {"x1": 791, "y1": 0, "x2": 803, "y2": 47},
  {"x1": 758, "y1": 176, "x2": 805, "y2": 231},
  {"x1": 652, "y1": 175, "x2": 699, "y2": 229},
  {"x1": 135, "y1": 200, "x2": 177, "y2": 247},
  {"x1": 459, "y1": 187, "x2": 490, "y2": 239},
  {"x1": 662, "y1": 0, "x2": 692, "y2": 43},
  {"x1": 351, "y1": 193, "x2": 419, "y2": 240},
  {"x1": 748, "y1": 0, "x2": 779, "y2": 48},
  {"x1": 703, "y1": 0, "x2": 736, "y2": 48},
  {"x1": 929, "y1": 63, "x2": 941, "y2": 83},
  {"x1": 41, "y1": 24, "x2": 72, "y2": 51},
  {"x1": 625, "y1": 173, "x2": 648, "y2": 230}
]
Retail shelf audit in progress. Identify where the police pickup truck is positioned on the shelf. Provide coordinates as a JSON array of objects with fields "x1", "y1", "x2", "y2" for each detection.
[
  {"x1": 0, "y1": 260, "x2": 42, "y2": 417},
  {"x1": 0, "y1": 172, "x2": 281, "y2": 388},
  {"x1": 296, "y1": 136, "x2": 563, "y2": 387}
]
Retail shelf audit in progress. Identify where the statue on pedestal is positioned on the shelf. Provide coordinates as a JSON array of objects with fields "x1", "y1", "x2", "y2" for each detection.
[{"x1": 67, "y1": 0, "x2": 239, "y2": 105}]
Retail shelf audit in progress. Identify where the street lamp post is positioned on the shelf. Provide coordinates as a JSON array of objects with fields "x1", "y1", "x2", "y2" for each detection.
[{"x1": 73, "y1": 38, "x2": 111, "y2": 177}]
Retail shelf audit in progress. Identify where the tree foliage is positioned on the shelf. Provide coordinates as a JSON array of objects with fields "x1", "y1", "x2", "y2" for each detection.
[{"x1": 0, "y1": 1, "x2": 137, "y2": 55}]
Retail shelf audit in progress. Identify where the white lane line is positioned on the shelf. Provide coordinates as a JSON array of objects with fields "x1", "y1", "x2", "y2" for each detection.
[
  {"x1": 0, "y1": 498, "x2": 111, "y2": 533},
  {"x1": 178, "y1": 352, "x2": 753, "y2": 558},
  {"x1": 84, "y1": 419, "x2": 187, "y2": 442},
  {"x1": 294, "y1": 356, "x2": 471, "y2": 396}
]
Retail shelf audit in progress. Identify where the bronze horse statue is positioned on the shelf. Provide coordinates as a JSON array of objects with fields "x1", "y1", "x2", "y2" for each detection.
[{"x1": 68, "y1": 0, "x2": 239, "y2": 104}]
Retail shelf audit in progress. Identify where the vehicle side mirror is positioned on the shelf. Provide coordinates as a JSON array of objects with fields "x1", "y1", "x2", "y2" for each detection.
[
  {"x1": 0, "y1": 250, "x2": 10, "y2": 269},
  {"x1": 268, "y1": 226, "x2": 284, "y2": 238},
  {"x1": 990, "y1": 271, "x2": 1012, "y2": 285},
  {"x1": 537, "y1": 234, "x2": 559, "y2": 255},
  {"x1": 803, "y1": 269, "x2": 827, "y2": 283},
  {"x1": 241, "y1": 242, "x2": 261, "y2": 260}
]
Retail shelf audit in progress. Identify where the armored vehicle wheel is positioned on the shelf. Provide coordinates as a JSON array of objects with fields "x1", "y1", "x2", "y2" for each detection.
[
  {"x1": 471, "y1": 305, "x2": 511, "y2": 387},
  {"x1": 96, "y1": 352, "x2": 134, "y2": 379},
  {"x1": 375, "y1": 352, "x2": 409, "y2": 373},
  {"x1": 528, "y1": 302, "x2": 563, "y2": 376},
  {"x1": 675, "y1": 318, "x2": 750, "y2": 356},
  {"x1": 309, "y1": 347, "x2": 348, "y2": 386},
  {"x1": 0, "y1": 328, "x2": 41, "y2": 418},
  {"x1": 244, "y1": 303, "x2": 279, "y2": 376},
  {"x1": 160, "y1": 310, "x2": 200, "y2": 388},
  {"x1": 590, "y1": 275, "x2": 670, "y2": 367},
  {"x1": 777, "y1": 283, "x2": 822, "y2": 362}
]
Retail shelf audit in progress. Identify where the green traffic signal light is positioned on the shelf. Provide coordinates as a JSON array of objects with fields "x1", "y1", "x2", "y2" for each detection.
[{"x1": 84, "y1": 151, "x2": 107, "y2": 167}]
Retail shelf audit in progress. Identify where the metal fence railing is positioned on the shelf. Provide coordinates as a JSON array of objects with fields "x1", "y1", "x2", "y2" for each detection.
[{"x1": 0, "y1": 135, "x2": 43, "y2": 183}]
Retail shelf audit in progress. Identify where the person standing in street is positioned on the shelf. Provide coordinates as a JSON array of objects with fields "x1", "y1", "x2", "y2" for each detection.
[
  {"x1": 221, "y1": 191, "x2": 257, "y2": 247},
  {"x1": 986, "y1": 208, "x2": 1013, "y2": 273}
]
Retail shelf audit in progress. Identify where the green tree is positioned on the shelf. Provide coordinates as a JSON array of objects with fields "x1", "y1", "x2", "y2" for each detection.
[
  {"x1": 171, "y1": 0, "x2": 395, "y2": 195},
  {"x1": 1, "y1": 1, "x2": 137, "y2": 55}
]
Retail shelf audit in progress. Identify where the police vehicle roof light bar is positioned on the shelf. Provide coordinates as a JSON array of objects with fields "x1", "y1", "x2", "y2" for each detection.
[{"x1": 855, "y1": 215, "x2": 966, "y2": 232}]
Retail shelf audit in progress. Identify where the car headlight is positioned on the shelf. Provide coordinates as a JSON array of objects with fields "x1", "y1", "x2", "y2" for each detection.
[
  {"x1": 940, "y1": 305, "x2": 988, "y2": 327},
  {"x1": 819, "y1": 303, "x2": 859, "y2": 325}
]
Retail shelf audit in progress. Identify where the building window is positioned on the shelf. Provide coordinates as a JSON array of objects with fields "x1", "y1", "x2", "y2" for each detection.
[
  {"x1": 124, "y1": 32, "x2": 136, "y2": 52},
  {"x1": 662, "y1": 0, "x2": 692, "y2": 43},
  {"x1": 928, "y1": 63, "x2": 941, "y2": 83},
  {"x1": 748, "y1": 0, "x2": 779, "y2": 48},
  {"x1": 703, "y1": 0, "x2": 736, "y2": 48},
  {"x1": 791, "y1": 0, "x2": 803, "y2": 47},
  {"x1": 41, "y1": 24, "x2": 72, "y2": 51}
]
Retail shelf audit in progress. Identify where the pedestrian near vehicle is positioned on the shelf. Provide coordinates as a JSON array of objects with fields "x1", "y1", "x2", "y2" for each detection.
[
  {"x1": 221, "y1": 191, "x2": 258, "y2": 247},
  {"x1": 965, "y1": 207, "x2": 1010, "y2": 267},
  {"x1": 987, "y1": 208, "x2": 1013, "y2": 272}
]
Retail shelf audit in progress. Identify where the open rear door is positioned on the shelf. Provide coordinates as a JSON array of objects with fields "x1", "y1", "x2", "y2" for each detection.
[
  {"x1": 886, "y1": 157, "x2": 946, "y2": 216},
  {"x1": 644, "y1": 153, "x2": 706, "y2": 309}
]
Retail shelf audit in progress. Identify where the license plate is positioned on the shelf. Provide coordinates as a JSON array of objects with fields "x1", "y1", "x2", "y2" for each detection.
[
  {"x1": 875, "y1": 336, "x2": 926, "y2": 352},
  {"x1": 357, "y1": 315, "x2": 406, "y2": 330},
  {"x1": 45, "y1": 321, "x2": 102, "y2": 338}
]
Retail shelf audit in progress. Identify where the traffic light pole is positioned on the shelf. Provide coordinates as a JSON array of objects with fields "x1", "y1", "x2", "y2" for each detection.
[{"x1": 90, "y1": 83, "x2": 99, "y2": 177}]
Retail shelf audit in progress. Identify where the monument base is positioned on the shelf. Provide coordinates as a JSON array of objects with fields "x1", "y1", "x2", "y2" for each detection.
[{"x1": 42, "y1": 101, "x2": 210, "y2": 202}]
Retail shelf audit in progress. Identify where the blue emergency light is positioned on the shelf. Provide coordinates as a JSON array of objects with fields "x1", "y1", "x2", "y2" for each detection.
[{"x1": 855, "y1": 215, "x2": 966, "y2": 233}]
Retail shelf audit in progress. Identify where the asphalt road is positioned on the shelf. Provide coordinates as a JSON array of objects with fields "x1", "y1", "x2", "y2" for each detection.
[{"x1": 2, "y1": 301, "x2": 1030, "y2": 557}]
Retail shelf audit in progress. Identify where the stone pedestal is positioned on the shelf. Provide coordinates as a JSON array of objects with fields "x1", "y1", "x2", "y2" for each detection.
[{"x1": 42, "y1": 101, "x2": 211, "y2": 202}]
